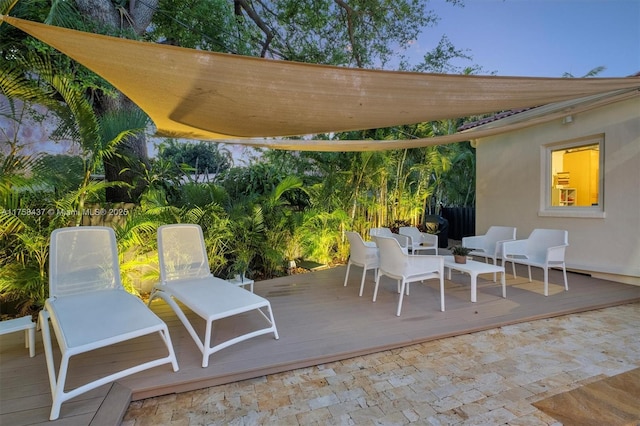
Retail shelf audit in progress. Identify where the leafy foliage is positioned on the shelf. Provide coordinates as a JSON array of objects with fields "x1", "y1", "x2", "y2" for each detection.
[{"x1": 156, "y1": 139, "x2": 232, "y2": 179}]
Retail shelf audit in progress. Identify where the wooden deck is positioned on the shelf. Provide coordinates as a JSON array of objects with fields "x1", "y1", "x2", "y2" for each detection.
[{"x1": 1, "y1": 264, "x2": 639, "y2": 425}]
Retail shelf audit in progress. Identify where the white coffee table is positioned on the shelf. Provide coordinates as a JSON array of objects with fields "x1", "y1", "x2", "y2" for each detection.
[{"x1": 443, "y1": 256, "x2": 506, "y2": 302}]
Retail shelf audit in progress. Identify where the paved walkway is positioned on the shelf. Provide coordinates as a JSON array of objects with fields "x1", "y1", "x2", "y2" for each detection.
[{"x1": 123, "y1": 303, "x2": 640, "y2": 425}]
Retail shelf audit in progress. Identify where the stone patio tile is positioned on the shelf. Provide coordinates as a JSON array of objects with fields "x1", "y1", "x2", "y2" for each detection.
[
  {"x1": 426, "y1": 411, "x2": 465, "y2": 425},
  {"x1": 375, "y1": 410, "x2": 412, "y2": 425},
  {"x1": 325, "y1": 413, "x2": 356, "y2": 425},
  {"x1": 295, "y1": 406, "x2": 332, "y2": 424},
  {"x1": 401, "y1": 407, "x2": 420, "y2": 422},
  {"x1": 383, "y1": 383, "x2": 419, "y2": 401},
  {"x1": 347, "y1": 405, "x2": 385, "y2": 423},
  {"x1": 326, "y1": 399, "x2": 364, "y2": 417},
  {"x1": 453, "y1": 401, "x2": 488, "y2": 419},
  {"x1": 431, "y1": 380, "x2": 475, "y2": 399},
  {"x1": 376, "y1": 394, "x2": 414, "y2": 415},
  {"x1": 288, "y1": 388, "x2": 322, "y2": 404},
  {"x1": 257, "y1": 393, "x2": 291, "y2": 411},
  {"x1": 336, "y1": 387, "x2": 367, "y2": 402},
  {"x1": 406, "y1": 377, "x2": 438, "y2": 394},
  {"x1": 307, "y1": 392, "x2": 340, "y2": 410},
  {"x1": 503, "y1": 399, "x2": 539, "y2": 417},
  {"x1": 405, "y1": 387, "x2": 439, "y2": 404},
  {"x1": 272, "y1": 399, "x2": 312, "y2": 418},
  {"x1": 123, "y1": 402, "x2": 163, "y2": 422},
  {"x1": 371, "y1": 379, "x2": 395, "y2": 393},
  {"x1": 456, "y1": 388, "x2": 486, "y2": 404},
  {"x1": 360, "y1": 390, "x2": 392, "y2": 408},
  {"x1": 387, "y1": 373, "x2": 416, "y2": 388},
  {"x1": 508, "y1": 370, "x2": 547, "y2": 387},
  {"x1": 431, "y1": 395, "x2": 463, "y2": 413},
  {"x1": 408, "y1": 401, "x2": 438, "y2": 419},
  {"x1": 326, "y1": 372, "x2": 355, "y2": 387},
  {"x1": 507, "y1": 413, "x2": 559, "y2": 426},
  {"x1": 463, "y1": 406, "x2": 517, "y2": 425}
]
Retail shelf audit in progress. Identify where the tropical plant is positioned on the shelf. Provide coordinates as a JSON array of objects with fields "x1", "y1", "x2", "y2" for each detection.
[
  {"x1": 0, "y1": 150, "x2": 58, "y2": 314},
  {"x1": 298, "y1": 209, "x2": 350, "y2": 265},
  {"x1": 227, "y1": 204, "x2": 265, "y2": 279},
  {"x1": 112, "y1": 208, "x2": 165, "y2": 296},
  {"x1": 450, "y1": 245, "x2": 472, "y2": 256},
  {"x1": 156, "y1": 139, "x2": 232, "y2": 180}
]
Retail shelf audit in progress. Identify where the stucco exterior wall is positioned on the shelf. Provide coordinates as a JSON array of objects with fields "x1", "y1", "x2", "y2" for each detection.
[{"x1": 475, "y1": 95, "x2": 640, "y2": 284}]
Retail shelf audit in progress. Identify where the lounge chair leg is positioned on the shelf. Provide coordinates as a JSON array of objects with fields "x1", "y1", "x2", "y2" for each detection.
[
  {"x1": 563, "y1": 266, "x2": 569, "y2": 291},
  {"x1": 202, "y1": 320, "x2": 214, "y2": 368}
]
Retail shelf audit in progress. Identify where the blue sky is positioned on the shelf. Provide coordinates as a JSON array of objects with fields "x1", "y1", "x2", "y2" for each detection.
[{"x1": 408, "y1": 0, "x2": 640, "y2": 77}]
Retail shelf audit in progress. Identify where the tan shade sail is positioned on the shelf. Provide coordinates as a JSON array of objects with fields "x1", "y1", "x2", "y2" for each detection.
[{"x1": 2, "y1": 15, "x2": 640, "y2": 150}]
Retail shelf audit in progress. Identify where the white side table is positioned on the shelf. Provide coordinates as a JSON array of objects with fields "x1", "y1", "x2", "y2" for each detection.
[
  {"x1": 0, "y1": 315, "x2": 36, "y2": 357},
  {"x1": 227, "y1": 275, "x2": 255, "y2": 292}
]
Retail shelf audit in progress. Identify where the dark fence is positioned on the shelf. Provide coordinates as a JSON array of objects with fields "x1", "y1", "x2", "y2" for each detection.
[{"x1": 441, "y1": 207, "x2": 475, "y2": 241}]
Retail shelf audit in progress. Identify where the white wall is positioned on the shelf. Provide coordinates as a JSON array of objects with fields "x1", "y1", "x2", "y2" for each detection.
[{"x1": 475, "y1": 95, "x2": 640, "y2": 284}]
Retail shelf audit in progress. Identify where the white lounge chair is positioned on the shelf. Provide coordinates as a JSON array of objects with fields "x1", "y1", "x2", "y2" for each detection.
[
  {"x1": 373, "y1": 236, "x2": 444, "y2": 316},
  {"x1": 344, "y1": 231, "x2": 379, "y2": 296},
  {"x1": 150, "y1": 224, "x2": 279, "y2": 368},
  {"x1": 399, "y1": 226, "x2": 438, "y2": 254},
  {"x1": 462, "y1": 226, "x2": 516, "y2": 280},
  {"x1": 40, "y1": 227, "x2": 179, "y2": 420},
  {"x1": 502, "y1": 229, "x2": 569, "y2": 296}
]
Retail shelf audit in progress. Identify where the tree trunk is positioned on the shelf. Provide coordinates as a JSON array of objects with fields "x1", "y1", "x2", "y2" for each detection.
[{"x1": 74, "y1": 0, "x2": 158, "y2": 202}]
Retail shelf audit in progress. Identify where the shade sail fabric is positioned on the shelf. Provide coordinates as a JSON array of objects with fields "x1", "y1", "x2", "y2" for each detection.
[
  {"x1": 2, "y1": 15, "x2": 640, "y2": 150},
  {"x1": 215, "y1": 89, "x2": 640, "y2": 151}
]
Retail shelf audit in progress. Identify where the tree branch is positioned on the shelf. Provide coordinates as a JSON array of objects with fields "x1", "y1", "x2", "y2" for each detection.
[
  {"x1": 333, "y1": 0, "x2": 363, "y2": 67},
  {"x1": 234, "y1": 0, "x2": 274, "y2": 57}
]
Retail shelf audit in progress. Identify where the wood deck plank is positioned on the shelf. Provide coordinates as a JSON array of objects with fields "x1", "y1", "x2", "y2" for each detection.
[{"x1": 1, "y1": 264, "x2": 638, "y2": 424}]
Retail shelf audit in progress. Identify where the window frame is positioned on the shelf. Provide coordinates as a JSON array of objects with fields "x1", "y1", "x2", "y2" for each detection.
[{"x1": 539, "y1": 134, "x2": 605, "y2": 218}]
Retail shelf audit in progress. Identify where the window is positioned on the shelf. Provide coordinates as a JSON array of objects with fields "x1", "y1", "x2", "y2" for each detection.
[{"x1": 540, "y1": 135, "x2": 604, "y2": 218}]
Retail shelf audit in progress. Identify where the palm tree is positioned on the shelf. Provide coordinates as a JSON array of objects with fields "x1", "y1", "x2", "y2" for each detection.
[{"x1": 562, "y1": 66, "x2": 606, "y2": 78}]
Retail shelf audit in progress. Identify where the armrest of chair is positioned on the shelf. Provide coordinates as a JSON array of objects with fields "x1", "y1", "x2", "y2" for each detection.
[
  {"x1": 494, "y1": 238, "x2": 515, "y2": 257},
  {"x1": 462, "y1": 235, "x2": 485, "y2": 249},
  {"x1": 502, "y1": 239, "x2": 528, "y2": 258},
  {"x1": 420, "y1": 232, "x2": 438, "y2": 246},
  {"x1": 546, "y1": 244, "x2": 568, "y2": 262}
]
